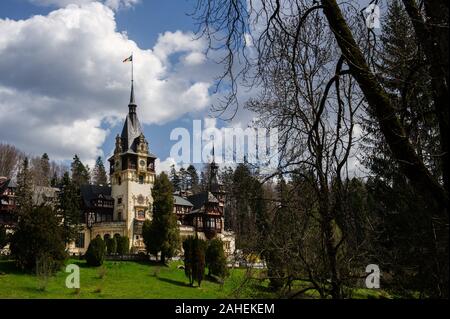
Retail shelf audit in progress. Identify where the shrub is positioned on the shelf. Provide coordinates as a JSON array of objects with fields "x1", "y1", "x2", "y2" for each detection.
[
  {"x1": 85, "y1": 237, "x2": 106, "y2": 267},
  {"x1": 116, "y1": 236, "x2": 129, "y2": 255},
  {"x1": 105, "y1": 237, "x2": 117, "y2": 255},
  {"x1": 206, "y1": 239, "x2": 228, "y2": 279},
  {"x1": 183, "y1": 235, "x2": 206, "y2": 287}
]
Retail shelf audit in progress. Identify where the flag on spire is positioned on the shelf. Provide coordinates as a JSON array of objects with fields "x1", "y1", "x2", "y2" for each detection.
[{"x1": 123, "y1": 55, "x2": 133, "y2": 63}]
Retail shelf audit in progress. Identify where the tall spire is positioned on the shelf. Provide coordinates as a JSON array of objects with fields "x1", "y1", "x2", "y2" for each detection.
[
  {"x1": 128, "y1": 56, "x2": 136, "y2": 115},
  {"x1": 129, "y1": 80, "x2": 136, "y2": 105},
  {"x1": 125, "y1": 53, "x2": 136, "y2": 113}
]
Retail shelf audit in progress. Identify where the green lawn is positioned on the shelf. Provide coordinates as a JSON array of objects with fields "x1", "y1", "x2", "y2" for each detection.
[
  {"x1": 0, "y1": 259, "x2": 395, "y2": 299},
  {"x1": 0, "y1": 259, "x2": 272, "y2": 299}
]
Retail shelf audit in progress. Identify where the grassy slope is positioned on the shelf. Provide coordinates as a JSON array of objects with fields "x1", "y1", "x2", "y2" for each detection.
[
  {"x1": 0, "y1": 259, "x2": 393, "y2": 299},
  {"x1": 0, "y1": 259, "x2": 272, "y2": 299}
]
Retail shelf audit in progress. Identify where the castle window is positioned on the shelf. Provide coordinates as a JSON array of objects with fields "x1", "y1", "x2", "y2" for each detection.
[
  {"x1": 117, "y1": 211, "x2": 122, "y2": 221},
  {"x1": 117, "y1": 197, "x2": 122, "y2": 205},
  {"x1": 75, "y1": 232, "x2": 85, "y2": 248},
  {"x1": 137, "y1": 210, "x2": 145, "y2": 219},
  {"x1": 139, "y1": 175, "x2": 144, "y2": 184}
]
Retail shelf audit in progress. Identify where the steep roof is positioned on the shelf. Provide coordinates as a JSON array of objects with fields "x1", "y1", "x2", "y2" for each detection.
[
  {"x1": 120, "y1": 113, "x2": 144, "y2": 153},
  {"x1": 80, "y1": 184, "x2": 113, "y2": 209},
  {"x1": 187, "y1": 191, "x2": 218, "y2": 211},
  {"x1": 173, "y1": 195, "x2": 194, "y2": 207}
]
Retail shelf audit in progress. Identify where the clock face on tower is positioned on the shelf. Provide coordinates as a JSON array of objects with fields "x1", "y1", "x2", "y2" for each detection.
[{"x1": 140, "y1": 160, "x2": 146, "y2": 167}]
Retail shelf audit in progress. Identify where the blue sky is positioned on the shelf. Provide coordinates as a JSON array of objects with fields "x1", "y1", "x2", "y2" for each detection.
[{"x1": 0, "y1": 0, "x2": 241, "y2": 172}]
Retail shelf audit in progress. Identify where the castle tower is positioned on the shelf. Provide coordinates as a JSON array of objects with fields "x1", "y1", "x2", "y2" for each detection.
[{"x1": 108, "y1": 80, "x2": 157, "y2": 251}]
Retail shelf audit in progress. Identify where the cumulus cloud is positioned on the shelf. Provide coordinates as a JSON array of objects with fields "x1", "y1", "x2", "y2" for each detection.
[
  {"x1": 155, "y1": 157, "x2": 177, "y2": 175},
  {"x1": 0, "y1": 2, "x2": 215, "y2": 164},
  {"x1": 29, "y1": 0, "x2": 140, "y2": 11}
]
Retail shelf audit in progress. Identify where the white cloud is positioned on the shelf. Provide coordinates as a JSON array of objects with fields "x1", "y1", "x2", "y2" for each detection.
[
  {"x1": 183, "y1": 52, "x2": 206, "y2": 66},
  {"x1": 0, "y1": 2, "x2": 214, "y2": 164},
  {"x1": 29, "y1": 0, "x2": 140, "y2": 11},
  {"x1": 155, "y1": 157, "x2": 177, "y2": 175}
]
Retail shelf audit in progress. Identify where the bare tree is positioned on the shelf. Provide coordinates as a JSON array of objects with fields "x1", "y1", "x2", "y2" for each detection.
[
  {"x1": 193, "y1": 0, "x2": 448, "y2": 297},
  {"x1": 0, "y1": 143, "x2": 23, "y2": 178}
]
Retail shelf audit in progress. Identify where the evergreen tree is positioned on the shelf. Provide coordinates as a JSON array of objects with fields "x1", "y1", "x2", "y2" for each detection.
[
  {"x1": 143, "y1": 172, "x2": 180, "y2": 264},
  {"x1": 105, "y1": 237, "x2": 117, "y2": 255},
  {"x1": 183, "y1": 235, "x2": 206, "y2": 287},
  {"x1": 169, "y1": 165, "x2": 180, "y2": 191},
  {"x1": 230, "y1": 163, "x2": 267, "y2": 251},
  {"x1": 142, "y1": 219, "x2": 159, "y2": 256},
  {"x1": 186, "y1": 165, "x2": 199, "y2": 191},
  {"x1": 15, "y1": 157, "x2": 33, "y2": 216},
  {"x1": 70, "y1": 155, "x2": 90, "y2": 187},
  {"x1": 50, "y1": 172, "x2": 59, "y2": 187},
  {"x1": 205, "y1": 238, "x2": 228, "y2": 279},
  {"x1": 58, "y1": 172, "x2": 81, "y2": 243},
  {"x1": 179, "y1": 167, "x2": 187, "y2": 191},
  {"x1": 362, "y1": 0, "x2": 447, "y2": 297},
  {"x1": 10, "y1": 205, "x2": 66, "y2": 272},
  {"x1": 92, "y1": 156, "x2": 108, "y2": 186},
  {"x1": 116, "y1": 236, "x2": 130, "y2": 255}
]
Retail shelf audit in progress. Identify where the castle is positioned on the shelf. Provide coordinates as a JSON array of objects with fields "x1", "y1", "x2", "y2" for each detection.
[{"x1": 0, "y1": 81, "x2": 235, "y2": 257}]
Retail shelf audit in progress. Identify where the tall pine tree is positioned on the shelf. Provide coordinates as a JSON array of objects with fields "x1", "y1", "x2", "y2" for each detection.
[
  {"x1": 58, "y1": 172, "x2": 82, "y2": 243},
  {"x1": 70, "y1": 155, "x2": 90, "y2": 187},
  {"x1": 15, "y1": 157, "x2": 33, "y2": 216},
  {"x1": 92, "y1": 156, "x2": 108, "y2": 186},
  {"x1": 143, "y1": 172, "x2": 180, "y2": 264}
]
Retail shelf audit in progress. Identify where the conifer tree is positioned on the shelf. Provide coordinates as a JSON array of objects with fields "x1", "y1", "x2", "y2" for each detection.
[
  {"x1": 70, "y1": 155, "x2": 90, "y2": 187},
  {"x1": 169, "y1": 165, "x2": 180, "y2": 191},
  {"x1": 186, "y1": 165, "x2": 199, "y2": 191},
  {"x1": 92, "y1": 156, "x2": 108, "y2": 186},
  {"x1": 10, "y1": 205, "x2": 66, "y2": 272},
  {"x1": 143, "y1": 172, "x2": 180, "y2": 264},
  {"x1": 15, "y1": 157, "x2": 33, "y2": 216},
  {"x1": 58, "y1": 172, "x2": 81, "y2": 243}
]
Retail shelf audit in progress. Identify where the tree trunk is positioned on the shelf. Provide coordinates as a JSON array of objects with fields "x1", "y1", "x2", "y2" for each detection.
[
  {"x1": 320, "y1": 0, "x2": 448, "y2": 215},
  {"x1": 319, "y1": 191, "x2": 341, "y2": 299}
]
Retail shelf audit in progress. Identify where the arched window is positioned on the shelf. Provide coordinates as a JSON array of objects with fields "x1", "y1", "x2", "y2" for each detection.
[{"x1": 104, "y1": 234, "x2": 111, "y2": 240}]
